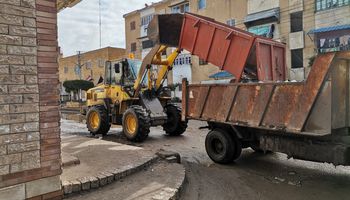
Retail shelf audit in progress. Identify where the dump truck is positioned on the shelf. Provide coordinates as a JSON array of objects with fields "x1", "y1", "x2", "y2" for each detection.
[{"x1": 148, "y1": 13, "x2": 350, "y2": 165}]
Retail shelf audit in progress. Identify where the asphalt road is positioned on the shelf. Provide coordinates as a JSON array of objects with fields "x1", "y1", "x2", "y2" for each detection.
[{"x1": 61, "y1": 118, "x2": 350, "y2": 200}]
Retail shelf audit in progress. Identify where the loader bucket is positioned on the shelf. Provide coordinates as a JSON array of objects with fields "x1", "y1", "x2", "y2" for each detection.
[{"x1": 147, "y1": 14, "x2": 184, "y2": 47}]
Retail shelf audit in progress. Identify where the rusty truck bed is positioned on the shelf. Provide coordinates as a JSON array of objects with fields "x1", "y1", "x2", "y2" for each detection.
[
  {"x1": 183, "y1": 52, "x2": 350, "y2": 136},
  {"x1": 148, "y1": 13, "x2": 350, "y2": 165},
  {"x1": 182, "y1": 51, "x2": 350, "y2": 165}
]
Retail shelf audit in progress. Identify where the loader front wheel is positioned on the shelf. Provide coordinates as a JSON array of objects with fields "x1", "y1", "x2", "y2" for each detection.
[
  {"x1": 205, "y1": 129, "x2": 242, "y2": 164},
  {"x1": 162, "y1": 104, "x2": 188, "y2": 136},
  {"x1": 122, "y1": 106, "x2": 150, "y2": 142},
  {"x1": 86, "y1": 106, "x2": 111, "y2": 136}
]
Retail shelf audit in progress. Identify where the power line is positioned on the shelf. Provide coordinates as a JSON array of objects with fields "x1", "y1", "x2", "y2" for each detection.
[{"x1": 99, "y1": 0, "x2": 102, "y2": 48}]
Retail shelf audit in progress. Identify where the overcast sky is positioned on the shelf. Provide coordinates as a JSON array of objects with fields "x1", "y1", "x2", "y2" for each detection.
[{"x1": 58, "y1": 0, "x2": 154, "y2": 57}]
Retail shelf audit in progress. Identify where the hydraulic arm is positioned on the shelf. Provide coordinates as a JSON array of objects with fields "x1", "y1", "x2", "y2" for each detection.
[{"x1": 133, "y1": 45, "x2": 180, "y2": 97}]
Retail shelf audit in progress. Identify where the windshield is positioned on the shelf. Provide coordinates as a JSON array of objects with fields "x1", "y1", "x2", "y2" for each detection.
[
  {"x1": 128, "y1": 59, "x2": 142, "y2": 80},
  {"x1": 105, "y1": 59, "x2": 148, "y2": 86}
]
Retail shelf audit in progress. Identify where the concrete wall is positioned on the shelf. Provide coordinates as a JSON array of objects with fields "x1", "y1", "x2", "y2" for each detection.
[
  {"x1": 0, "y1": 0, "x2": 63, "y2": 199},
  {"x1": 315, "y1": 6, "x2": 350, "y2": 29},
  {"x1": 247, "y1": 0, "x2": 279, "y2": 14},
  {"x1": 125, "y1": 12, "x2": 142, "y2": 59},
  {"x1": 58, "y1": 47, "x2": 125, "y2": 85},
  {"x1": 124, "y1": 0, "x2": 171, "y2": 60}
]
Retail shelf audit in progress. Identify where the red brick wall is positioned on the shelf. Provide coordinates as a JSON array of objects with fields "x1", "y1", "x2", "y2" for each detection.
[
  {"x1": 0, "y1": 0, "x2": 62, "y2": 199},
  {"x1": 37, "y1": 0, "x2": 62, "y2": 181}
]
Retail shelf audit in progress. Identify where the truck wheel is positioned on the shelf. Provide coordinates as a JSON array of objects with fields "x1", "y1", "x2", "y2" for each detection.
[
  {"x1": 122, "y1": 106, "x2": 151, "y2": 142},
  {"x1": 205, "y1": 129, "x2": 242, "y2": 164},
  {"x1": 86, "y1": 106, "x2": 111, "y2": 136},
  {"x1": 162, "y1": 104, "x2": 188, "y2": 136}
]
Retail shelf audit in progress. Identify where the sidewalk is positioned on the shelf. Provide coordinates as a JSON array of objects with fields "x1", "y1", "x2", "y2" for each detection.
[
  {"x1": 67, "y1": 162, "x2": 186, "y2": 200},
  {"x1": 61, "y1": 120, "x2": 157, "y2": 194}
]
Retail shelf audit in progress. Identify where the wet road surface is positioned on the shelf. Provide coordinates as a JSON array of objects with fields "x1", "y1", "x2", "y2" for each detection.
[{"x1": 62, "y1": 119, "x2": 350, "y2": 200}]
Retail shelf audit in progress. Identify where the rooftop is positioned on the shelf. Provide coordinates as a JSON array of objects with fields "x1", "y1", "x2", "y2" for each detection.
[
  {"x1": 61, "y1": 46, "x2": 126, "y2": 59},
  {"x1": 123, "y1": 0, "x2": 171, "y2": 18}
]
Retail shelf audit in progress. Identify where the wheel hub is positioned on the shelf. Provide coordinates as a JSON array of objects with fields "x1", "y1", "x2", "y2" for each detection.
[
  {"x1": 89, "y1": 111, "x2": 100, "y2": 129},
  {"x1": 212, "y1": 139, "x2": 224, "y2": 155},
  {"x1": 125, "y1": 113, "x2": 137, "y2": 135}
]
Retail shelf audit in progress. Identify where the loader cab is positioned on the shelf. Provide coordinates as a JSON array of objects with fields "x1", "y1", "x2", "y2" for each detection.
[{"x1": 104, "y1": 59, "x2": 141, "y2": 87}]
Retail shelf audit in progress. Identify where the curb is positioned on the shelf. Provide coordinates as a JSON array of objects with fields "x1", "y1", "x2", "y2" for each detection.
[
  {"x1": 169, "y1": 165, "x2": 186, "y2": 200},
  {"x1": 62, "y1": 155, "x2": 159, "y2": 197}
]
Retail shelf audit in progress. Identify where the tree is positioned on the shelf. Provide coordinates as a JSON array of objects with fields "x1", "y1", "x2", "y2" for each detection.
[{"x1": 63, "y1": 80, "x2": 94, "y2": 93}]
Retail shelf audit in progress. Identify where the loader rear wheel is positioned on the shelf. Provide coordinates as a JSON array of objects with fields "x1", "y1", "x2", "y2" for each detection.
[
  {"x1": 162, "y1": 104, "x2": 188, "y2": 136},
  {"x1": 205, "y1": 129, "x2": 242, "y2": 164},
  {"x1": 86, "y1": 106, "x2": 111, "y2": 136},
  {"x1": 122, "y1": 106, "x2": 150, "y2": 142}
]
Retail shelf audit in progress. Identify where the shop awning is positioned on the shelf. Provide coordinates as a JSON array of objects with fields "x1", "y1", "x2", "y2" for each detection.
[
  {"x1": 308, "y1": 24, "x2": 350, "y2": 34},
  {"x1": 244, "y1": 8, "x2": 280, "y2": 26}
]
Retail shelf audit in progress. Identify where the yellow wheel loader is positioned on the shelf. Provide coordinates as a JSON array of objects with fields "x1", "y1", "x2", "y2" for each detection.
[{"x1": 82, "y1": 29, "x2": 188, "y2": 142}]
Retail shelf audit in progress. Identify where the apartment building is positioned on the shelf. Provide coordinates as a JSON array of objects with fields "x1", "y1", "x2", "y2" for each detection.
[
  {"x1": 124, "y1": 0, "x2": 195, "y2": 84},
  {"x1": 58, "y1": 47, "x2": 125, "y2": 101},
  {"x1": 124, "y1": 0, "x2": 350, "y2": 82},
  {"x1": 58, "y1": 47, "x2": 126, "y2": 84}
]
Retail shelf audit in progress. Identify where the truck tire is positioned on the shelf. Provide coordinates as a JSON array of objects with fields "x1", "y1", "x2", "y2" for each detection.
[
  {"x1": 162, "y1": 104, "x2": 188, "y2": 136},
  {"x1": 122, "y1": 106, "x2": 151, "y2": 142},
  {"x1": 86, "y1": 106, "x2": 111, "y2": 136},
  {"x1": 205, "y1": 129, "x2": 242, "y2": 164}
]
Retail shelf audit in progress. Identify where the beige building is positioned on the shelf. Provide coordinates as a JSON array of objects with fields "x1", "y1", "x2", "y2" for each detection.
[
  {"x1": 58, "y1": 47, "x2": 126, "y2": 85},
  {"x1": 124, "y1": 0, "x2": 350, "y2": 82}
]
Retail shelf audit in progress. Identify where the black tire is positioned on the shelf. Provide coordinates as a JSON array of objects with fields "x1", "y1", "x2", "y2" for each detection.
[
  {"x1": 122, "y1": 105, "x2": 151, "y2": 142},
  {"x1": 86, "y1": 106, "x2": 111, "y2": 136},
  {"x1": 162, "y1": 104, "x2": 188, "y2": 136},
  {"x1": 205, "y1": 129, "x2": 242, "y2": 164}
]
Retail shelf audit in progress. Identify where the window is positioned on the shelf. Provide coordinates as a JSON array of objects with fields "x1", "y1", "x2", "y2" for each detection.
[
  {"x1": 199, "y1": 58, "x2": 208, "y2": 65},
  {"x1": 171, "y1": 3, "x2": 190, "y2": 13},
  {"x1": 141, "y1": 14, "x2": 154, "y2": 26},
  {"x1": 291, "y1": 49, "x2": 303, "y2": 68},
  {"x1": 226, "y1": 19, "x2": 235, "y2": 27},
  {"x1": 131, "y1": 42, "x2": 137, "y2": 52},
  {"x1": 142, "y1": 40, "x2": 154, "y2": 49},
  {"x1": 198, "y1": 0, "x2": 206, "y2": 10},
  {"x1": 316, "y1": 0, "x2": 350, "y2": 11},
  {"x1": 64, "y1": 66, "x2": 68, "y2": 73},
  {"x1": 98, "y1": 59, "x2": 105, "y2": 68},
  {"x1": 248, "y1": 24, "x2": 271, "y2": 37},
  {"x1": 130, "y1": 21, "x2": 136, "y2": 30},
  {"x1": 290, "y1": 12, "x2": 303, "y2": 33},
  {"x1": 86, "y1": 61, "x2": 92, "y2": 70},
  {"x1": 173, "y1": 54, "x2": 192, "y2": 66}
]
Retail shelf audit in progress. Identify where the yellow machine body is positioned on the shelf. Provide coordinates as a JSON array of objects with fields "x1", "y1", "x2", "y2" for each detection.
[{"x1": 85, "y1": 45, "x2": 180, "y2": 120}]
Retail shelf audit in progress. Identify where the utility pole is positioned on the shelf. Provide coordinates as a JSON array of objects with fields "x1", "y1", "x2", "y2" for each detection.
[
  {"x1": 99, "y1": 0, "x2": 102, "y2": 48},
  {"x1": 77, "y1": 51, "x2": 83, "y2": 80},
  {"x1": 76, "y1": 51, "x2": 85, "y2": 102}
]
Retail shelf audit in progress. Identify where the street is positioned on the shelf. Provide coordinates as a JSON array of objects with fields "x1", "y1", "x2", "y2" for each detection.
[{"x1": 61, "y1": 119, "x2": 350, "y2": 200}]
